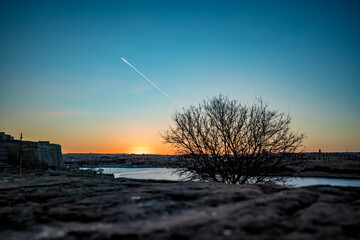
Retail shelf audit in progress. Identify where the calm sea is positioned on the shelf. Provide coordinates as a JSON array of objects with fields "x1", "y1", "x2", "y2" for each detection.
[{"x1": 81, "y1": 167, "x2": 360, "y2": 187}]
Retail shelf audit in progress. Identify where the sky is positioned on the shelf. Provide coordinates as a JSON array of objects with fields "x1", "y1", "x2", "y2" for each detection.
[{"x1": 0, "y1": 0, "x2": 359, "y2": 154}]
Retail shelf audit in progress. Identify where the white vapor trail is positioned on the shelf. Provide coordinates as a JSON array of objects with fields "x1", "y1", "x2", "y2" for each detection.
[{"x1": 121, "y1": 57, "x2": 180, "y2": 107}]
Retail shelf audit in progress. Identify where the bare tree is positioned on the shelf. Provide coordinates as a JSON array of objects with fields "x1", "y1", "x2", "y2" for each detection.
[{"x1": 162, "y1": 95, "x2": 305, "y2": 184}]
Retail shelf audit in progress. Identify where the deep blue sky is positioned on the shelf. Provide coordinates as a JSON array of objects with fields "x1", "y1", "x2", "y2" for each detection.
[{"x1": 0, "y1": 0, "x2": 359, "y2": 153}]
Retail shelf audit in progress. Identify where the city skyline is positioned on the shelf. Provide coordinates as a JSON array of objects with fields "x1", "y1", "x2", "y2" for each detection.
[{"x1": 1, "y1": 0, "x2": 359, "y2": 154}]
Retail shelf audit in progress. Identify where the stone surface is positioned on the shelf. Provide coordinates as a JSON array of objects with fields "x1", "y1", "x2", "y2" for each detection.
[{"x1": 0, "y1": 175, "x2": 359, "y2": 240}]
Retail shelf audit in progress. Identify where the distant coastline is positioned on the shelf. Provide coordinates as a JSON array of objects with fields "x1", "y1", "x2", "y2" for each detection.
[{"x1": 63, "y1": 152, "x2": 360, "y2": 180}]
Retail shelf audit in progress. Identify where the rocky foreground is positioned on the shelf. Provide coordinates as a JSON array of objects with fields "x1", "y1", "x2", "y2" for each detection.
[{"x1": 0, "y1": 175, "x2": 359, "y2": 240}]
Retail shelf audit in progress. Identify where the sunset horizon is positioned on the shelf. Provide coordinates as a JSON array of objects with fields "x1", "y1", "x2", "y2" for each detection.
[{"x1": 1, "y1": 129, "x2": 358, "y2": 155}]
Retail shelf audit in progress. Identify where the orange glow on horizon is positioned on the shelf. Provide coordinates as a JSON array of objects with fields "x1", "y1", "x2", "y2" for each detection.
[
  {"x1": 129, "y1": 146, "x2": 151, "y2": 154},
  {"x1": 61, "y1": 139, "x2": 359, "y2": 155},
  {"x1": 10, "y1": 123, "x2": 358, "y2": 155},
  {"x1": 61, "y1": 141, "x2": 176, "y2": 155}
]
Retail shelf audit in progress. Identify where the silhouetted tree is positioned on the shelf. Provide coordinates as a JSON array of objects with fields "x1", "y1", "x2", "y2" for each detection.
[{"x1": 162, "y1": 95, "x2": 305, "y2": 184}]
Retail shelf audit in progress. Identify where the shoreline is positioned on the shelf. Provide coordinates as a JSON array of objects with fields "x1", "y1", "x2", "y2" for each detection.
[{"x1": 77, "y1": 164, "x2": 360, "y2": 180}]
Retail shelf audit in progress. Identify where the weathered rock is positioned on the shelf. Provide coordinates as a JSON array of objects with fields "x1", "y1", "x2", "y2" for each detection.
[{"x1": 0, "y1": 175, "x2": 359, "y2": 240}]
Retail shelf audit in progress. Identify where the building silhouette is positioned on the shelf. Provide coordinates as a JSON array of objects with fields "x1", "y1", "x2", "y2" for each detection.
[{"x1": 0, "y1": 132, "x2": 63, "y2": 170}]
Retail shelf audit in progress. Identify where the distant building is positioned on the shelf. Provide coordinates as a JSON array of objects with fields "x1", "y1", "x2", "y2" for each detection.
[
  {"x1": 0, "y1": 132, "x2": 63, "y2": 170},
  {"x1": 0, "y1": 132, "x2": 14, "y2": 141}
]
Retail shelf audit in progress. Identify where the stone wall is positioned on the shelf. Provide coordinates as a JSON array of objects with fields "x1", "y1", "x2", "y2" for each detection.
[
  {"x1": 0, "y1": 148, "x2": 7, "y2": 163},
  {"x1": 0, "y1": 133, "x2": 63, "y2": 170}
]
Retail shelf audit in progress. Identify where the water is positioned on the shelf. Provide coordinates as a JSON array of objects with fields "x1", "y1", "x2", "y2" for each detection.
[
  {"x1": 83, "y1": 167, "x2": 181, "y2": 181},
  {"x1": 81, "y1": 167, "x2": 360, "y2": 187},
  {"x1": 286, "y1": 177, "x2": 360, "y2": 187}
]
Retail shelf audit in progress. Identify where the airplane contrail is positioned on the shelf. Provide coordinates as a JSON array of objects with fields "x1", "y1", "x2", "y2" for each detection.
[{"x1": 121, "y1": 57, "x2": 180, "y2": 107}]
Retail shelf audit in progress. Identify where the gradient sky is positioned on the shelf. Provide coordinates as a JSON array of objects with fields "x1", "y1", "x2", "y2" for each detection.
[{"x1": 0, "y1": 0, "x2": 359, "y2": 154}]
